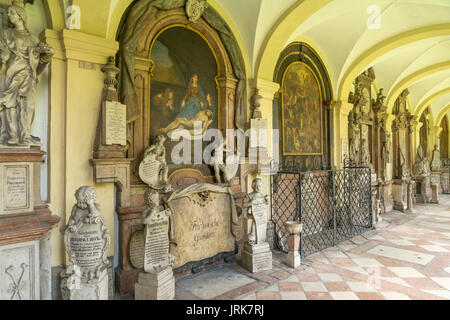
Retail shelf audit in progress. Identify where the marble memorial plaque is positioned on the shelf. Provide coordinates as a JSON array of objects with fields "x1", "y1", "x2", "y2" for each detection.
[
  {"x1": 144, "y1": 209, "x2": 172, "y2": 273},
  {"x1": 169, "y1": 192, "x2": 235, "y2": 269},
  {"x1": 129, "y1": 230, "x2": 145, "y2": 269},
  {"x1": 102, "y1": 101, "x2": 126, "y2": 146},
  {"x1": 0, "y1": 240, "x2": 39, "y2": 300},
  {"x1": 251, "y1": 198, "x2": 268, "y2": 244},
  {"x1": 0, "y1": 163, "x2": 33, "y2": 215},
  {"x1": 250, "y1": 119, "x2": 268, "y2": 148},
  {"x1": 65, "y1": 215, "x2": 109, "y2": 271}
]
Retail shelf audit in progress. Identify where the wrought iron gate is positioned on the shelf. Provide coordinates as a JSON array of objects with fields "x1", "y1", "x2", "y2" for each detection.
[{"x1": 271, "y1": 167, "x2": 373, "y2": 257}]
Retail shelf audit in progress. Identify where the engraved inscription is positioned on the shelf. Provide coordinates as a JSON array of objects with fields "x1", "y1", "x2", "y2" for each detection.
[
  {"x1": 5, "y1": 166, "x2": 28, "y2": 210},
  {"x1": 250, "y1": 118, "x2": 268, "y2": 148},
  {"x1": 144, "y1": 209, "x2": 171, "y2": 273},
  {"x1": 103, "y1": 101, "x2": 126, "y2": 146},
  {"x1": 129, "y1": 230, "x2": 145, "y2": 269},
  {"x1": 68, "y1": 223, "x2": 105, "y2": 269}
]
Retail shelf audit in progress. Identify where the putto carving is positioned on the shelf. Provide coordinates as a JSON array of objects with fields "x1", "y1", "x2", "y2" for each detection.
[
  {"x1": 186, "y1": 0, "x2": 208, "y2": 23},
  {"x1": 139, "y1": 135, "x2": 171, "y2": 192},
  {"x1": 211, "y1": 140, "x2": 240, "y2": 185},
  {"x1": 0, "y1": 0, "x2": 54, "y2": 146}
]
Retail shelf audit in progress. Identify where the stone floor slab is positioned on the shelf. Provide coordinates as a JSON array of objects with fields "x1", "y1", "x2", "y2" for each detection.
[{"x1": 366, "y1": 245, "x2": 435, "y2": 266}]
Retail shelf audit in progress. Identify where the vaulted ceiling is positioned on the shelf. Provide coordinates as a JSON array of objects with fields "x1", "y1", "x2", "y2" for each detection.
[
  {"x1": 36, "y1": 0, "x2": 450, "y2": 123},
  {"x1": 215, "y1": 0, "x2": 450, "y2": 122}
]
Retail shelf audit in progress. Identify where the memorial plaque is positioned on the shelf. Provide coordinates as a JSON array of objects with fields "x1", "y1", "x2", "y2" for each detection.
[
  {"x1": 102, "y1": 101, "x2": 126, "y2": 146},
  {"x1": 139, "y1": 159, "x2": 161, "y2": 187},
  {"x1": 250, "y1": 118, "x2": 268, "y2": 148},
  {"x1": 129, "y1": 230, "x2": 145, "y2": 269},
  {"x1": 251, "y1": 198, "x2": 268, "y2": 244},
  {"x1": 144, "y1": 209, "x2": 172, "y2": 273},
  {"x1": 168, "y1": 188, "x2": 236, "y2": 269},
  {"x1": 0, "y1": 163, "x2": 33, "y2": 215},
  {"x1": 65, "y1": 215, "x2": 109, "y2": 272}
]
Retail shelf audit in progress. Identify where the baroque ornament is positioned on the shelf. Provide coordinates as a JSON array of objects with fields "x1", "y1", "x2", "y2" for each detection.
[{"x1": 186, "y1": 0, "x2": 208, "y2": 23}]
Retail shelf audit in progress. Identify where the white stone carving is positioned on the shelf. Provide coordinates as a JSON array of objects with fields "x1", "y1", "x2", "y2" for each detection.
[
  {"x1": 186, "y1": 0, "x2": 208, "y2": 23},
  {"x1": 139, "y1": 135, "x2": 171, "y2": 192}
]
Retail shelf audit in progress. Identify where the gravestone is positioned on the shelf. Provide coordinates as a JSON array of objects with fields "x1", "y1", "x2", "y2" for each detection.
[
  {"x1": 61, "y1": 186, "x2": 110, "y2": 300},
  {"x1": 240, "y1": 178, "x2": 272, "y2": 273},
  {"x1": 139, "y1": 135, "x2": 171, "y2": 192},
  {"x1": 135, "y1": 190, "x2": 175, "y2": 300}
]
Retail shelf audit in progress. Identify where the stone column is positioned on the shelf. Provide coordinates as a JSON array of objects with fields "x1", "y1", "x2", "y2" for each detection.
[
  {"x1": 40, "y1": 231, "x2": 52, "y2": 300},
  {"x1": 335, "y1": 101, "x2": 354, "y2": 168}
]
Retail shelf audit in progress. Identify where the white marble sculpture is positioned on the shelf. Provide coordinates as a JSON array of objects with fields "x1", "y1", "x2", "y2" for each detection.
[
  {"x1": 0, "y1": 0, "x2": 54, "y2": 146},
  {"x1": 413, "y1": 145, "x2": 430, "y2": 176},
  {"x1": 242, "y1": 178, "x2": 269, "y2": 245},
  {"x1": 139, "y1": 135, "x2": 171, "y2": 192},
  {"x1": 61, "y1": 186, "x2": 110, "y2": 300},
  {"x1": 211, "y1": 140, "x2": 240, "y2": 184}
]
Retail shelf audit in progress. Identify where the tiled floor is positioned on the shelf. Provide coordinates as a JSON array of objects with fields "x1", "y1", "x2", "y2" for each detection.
[{"x1": 173, "y1": 195, "x2": 450, "y2": 300}]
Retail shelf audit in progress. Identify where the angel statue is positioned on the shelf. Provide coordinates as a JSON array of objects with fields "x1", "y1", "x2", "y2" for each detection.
[{"x1": 0, "y1": 1, "x2": 54, "y2": 146}]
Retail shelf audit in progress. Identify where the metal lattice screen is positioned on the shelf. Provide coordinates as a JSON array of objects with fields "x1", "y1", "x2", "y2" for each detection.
[{"x1": 272, "y1": 168, "x2": 373, "y2": 257}]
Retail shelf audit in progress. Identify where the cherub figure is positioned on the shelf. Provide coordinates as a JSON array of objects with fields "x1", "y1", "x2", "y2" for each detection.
[
  {"x1": 242, "y1": 178, "x2": 269, "y2": 245},
  {"x1": 141, "y1": 189, "x2": 161, "y2": 224},
  {"x1": 67, "y1": 186, "x2": 100, "y2": 227},
  {"x1": 211, "y1": 140, "x2": 240, "y2": 184},
  {"x1": 140, "y1": 135, "x2": 171, "y2": 192}
]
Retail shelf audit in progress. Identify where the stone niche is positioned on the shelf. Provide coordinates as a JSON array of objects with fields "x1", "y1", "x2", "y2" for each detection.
[
  {"x1": 107, "y1": 6, "x2": 248, "y2": 295},
  {"x1": 129, "y1": 184, "x2": 239, "y2": 273}
]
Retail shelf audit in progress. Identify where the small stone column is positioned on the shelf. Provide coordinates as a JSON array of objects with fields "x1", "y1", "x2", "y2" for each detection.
[
  {"x1": 284, "y1": 222, "x2": 302, "y2": 268},
  {"x1": 240, "y1": 178, "x2": 272, "y2": 273}
]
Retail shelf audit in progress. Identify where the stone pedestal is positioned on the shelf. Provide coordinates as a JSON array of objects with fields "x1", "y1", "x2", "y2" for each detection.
[
  {"x1": 413, "y1": 175, "x2": 431, "y2": 204},
  {"x1": 431, "y1": 184, "x2": 439, "y2": 204},
  {"x1": 284, "y1": 234, "x2": 301, "y2": 268},
  {"x1": 240, "y1": 242, "x2": 272, "y2": 273},
  {"x1": 392, "y1": 180, "x2": 408, "y2": 212},
  {"x1": 0, "y1": 149, "x2": 60, "y2": 300},
  {"x1": 378, "y1": 181, "x2": 393, "y2": 214},
  {"x1": 135, "y1": 267, "x2": 175, "y2": 300},
  {"x1": 61, "y1": 267, "x2": 108, "y2": 300}
]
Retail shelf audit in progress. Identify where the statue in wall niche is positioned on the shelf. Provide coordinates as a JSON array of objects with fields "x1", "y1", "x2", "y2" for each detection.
[
  {"x1": 211, "y1": 140, "x2": 240, "y2": 184},
  {"x1": 242, "y1": 178, "x2": 269, "y2": 245},
  {"x1": 376, "y1": 88, "x2": 386, "y2": 106},
  {"x1": 431, "y1": 145, "x2": 441, "y2": 172},
  {"x1": 139, "y1": 135, "x2": 171, "y2": 192},
  {"x1": 0, "y1": 1, "x2": 54, "y2": 146},
  {"x1": 413, "y1": 145, "x2": 430, "y2": 176}
]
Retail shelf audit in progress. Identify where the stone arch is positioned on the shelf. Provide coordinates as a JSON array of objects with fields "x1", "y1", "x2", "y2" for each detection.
[{"x1": 272, "y1": 42, "x2": 333, "y2": 171}]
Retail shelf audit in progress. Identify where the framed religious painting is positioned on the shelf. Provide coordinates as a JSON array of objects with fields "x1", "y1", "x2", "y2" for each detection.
[
  {"x1": 281, "y1": 61, "x2": 323, "y2": 156},
  {"x1": 149, "y1": 26, "x2": 219, "y2": 143}
]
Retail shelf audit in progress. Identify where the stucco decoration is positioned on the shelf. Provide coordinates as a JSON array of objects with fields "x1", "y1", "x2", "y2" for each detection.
[
  {"x1": 0, "y1": 0, "x2": 54, "y2": 146},
  {"x1": 118, "y1": 0, "x2": 246, "y2": 131},
  {"x1": 186, "y1": 0, "x2": 208, "y2": 23}
]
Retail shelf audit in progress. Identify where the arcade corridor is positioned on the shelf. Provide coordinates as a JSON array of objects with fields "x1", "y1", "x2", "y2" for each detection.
[{"x1": 168, "y1": 196, "x2": 450, "y2": 300}]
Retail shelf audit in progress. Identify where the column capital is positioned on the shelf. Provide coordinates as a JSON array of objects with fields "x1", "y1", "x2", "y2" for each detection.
[
  {"x1": 42, "y1": 29, "x2": 119, "y2": 64},
  {"x1": 249, "y1": 78, "x2": 280, "y2": 100}
]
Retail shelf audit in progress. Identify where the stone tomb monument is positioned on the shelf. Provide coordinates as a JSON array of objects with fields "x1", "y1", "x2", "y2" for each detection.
[
  {"x1": 240, "y1": 178, "x2": 272, "y2": 273},
  {"x1": 135, "y1": 189, "x2": 175, "y2": 300},
  {"x1": 61, "y1": 186, "x2": 110, "y2": 300},
  {"x1": 139, "y1": 135, "x2": 171, "y2": 192},
  {"x1": 412, "y1": 145, "x2": 432, "y2": 203}
]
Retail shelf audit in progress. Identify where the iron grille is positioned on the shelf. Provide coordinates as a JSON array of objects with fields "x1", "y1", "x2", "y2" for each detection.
[{"x1": 271, "y1": 167, "x2": 373, "y2": 257}]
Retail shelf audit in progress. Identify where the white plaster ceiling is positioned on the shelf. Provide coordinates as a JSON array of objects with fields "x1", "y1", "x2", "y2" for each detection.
[{"x1": 215, "y1": 0, "x2": 297, "y2": 75}]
